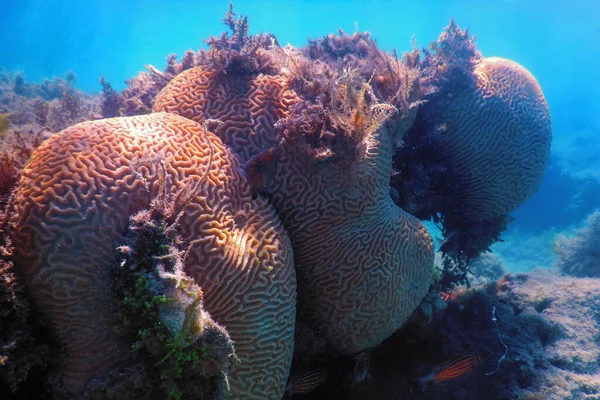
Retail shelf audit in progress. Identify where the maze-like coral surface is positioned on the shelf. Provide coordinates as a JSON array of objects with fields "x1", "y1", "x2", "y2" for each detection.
[
  {"x1": 7, "y1": 112, "x2": 296, "y2": 399},
  {"x1": 153, "y1": 66, "x2": 296, "y2": 162},
  {"x1": 436, "y1": 56, "x2": 551, "y2": 221},
  {"x1": 151, "y1": 45, "x2": 433, "y2": 354},
  {"x1": 270, "y1": 127, "x2": 434, "y2": 353}
]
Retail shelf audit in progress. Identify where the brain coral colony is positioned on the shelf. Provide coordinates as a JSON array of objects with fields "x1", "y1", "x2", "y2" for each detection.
[{"x1": 0, "y1": 5, "x2": 551, "y2": 400}]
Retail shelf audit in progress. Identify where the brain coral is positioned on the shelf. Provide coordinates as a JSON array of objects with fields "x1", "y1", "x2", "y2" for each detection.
[
  {"x1": 424, "y1": 56, "x2": 552, "y2": 222},
  {"x1": 151, "y1": 32, "x2": 433, "y2": 354},
  {"x1": 7, "y1": 112, "x2": 296, "y2": 399},
  {"x1": 268, "y1": 124, "x2": 434, "y2": 354},
  {"x1": 153, "y1": 66, "x2": 297, "y2": 163}
]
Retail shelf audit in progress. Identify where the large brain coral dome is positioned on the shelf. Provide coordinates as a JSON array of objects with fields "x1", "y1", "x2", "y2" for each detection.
[
  {"x1": 7, "y1": 112, "x2": 296, "y2": 399},
  {"x1": 152, "y1": 26, "x2": 434, "y2": 354}
]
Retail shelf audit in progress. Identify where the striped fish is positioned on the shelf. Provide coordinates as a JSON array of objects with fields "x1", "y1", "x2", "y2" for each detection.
[
  {"x1": 284, "y1": 368, "x2": 327, "y2": 398},
  {"x1": 420, "y1": 352, "x2": 489, "y2": 384}
]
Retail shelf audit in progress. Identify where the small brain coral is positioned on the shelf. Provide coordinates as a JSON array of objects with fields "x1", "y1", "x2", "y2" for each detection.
[
  {"x1": 7, "y1": 112, "x2": 296, "y2": 399},
  {"x1": 421, "y1": 56, "x2": 551, "y2": 222}
]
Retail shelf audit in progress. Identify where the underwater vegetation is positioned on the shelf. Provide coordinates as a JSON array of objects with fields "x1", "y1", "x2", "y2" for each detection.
[{"x1": 0, "y1": 5, "x2": 552, "y2": 400}]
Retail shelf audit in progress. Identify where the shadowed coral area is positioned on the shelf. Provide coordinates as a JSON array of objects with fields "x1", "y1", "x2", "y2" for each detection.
[
  {"x1": 5, "y1": 112, "x2": 296, "y2": 399},
  {"x1": 391, "y1": 22, "x2": 551, "y2": 286},
  {"x1": 271, "y1": 125, "x2": 434, "y2": 354}
]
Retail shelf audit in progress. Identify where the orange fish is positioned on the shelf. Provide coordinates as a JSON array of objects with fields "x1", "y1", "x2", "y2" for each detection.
[
  {"x1": 419, "y1": 352, "x2": 489, "y2": 384},
  {"x1": 440, "y1": 289, "x2": 463, "y2": 303},
  {"x1": 284, "y1": 368, "x2": 327, "y2": 398}
]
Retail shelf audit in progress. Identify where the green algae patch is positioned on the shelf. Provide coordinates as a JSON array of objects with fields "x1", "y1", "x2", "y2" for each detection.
[{"x1": 112, "y1": 207, "x2": 235, "y2": 400}]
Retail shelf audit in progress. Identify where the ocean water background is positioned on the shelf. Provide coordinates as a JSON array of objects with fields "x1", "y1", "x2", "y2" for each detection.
[{"x1": 2, "y1": 0, "x2": 599, "y2": 271}]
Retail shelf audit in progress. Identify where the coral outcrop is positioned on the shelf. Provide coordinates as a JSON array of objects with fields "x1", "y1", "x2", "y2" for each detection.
[
  {"x1": 0, "y1": 8, "x2": 556, "y2": 399},
  {"x1": 5, "y1": 112, "x2": 296, "y2": 399},
  {"x1": 151, "y1": 18, "x2": 434, "y2": 355},
  {"x1": 554, "y1": 209, "x2": 600, "y2": 277}
]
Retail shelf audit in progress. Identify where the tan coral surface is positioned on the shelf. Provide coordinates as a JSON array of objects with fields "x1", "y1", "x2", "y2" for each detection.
[{"x1": 7, "y1": 112, "x2": 296, "y2": 399}]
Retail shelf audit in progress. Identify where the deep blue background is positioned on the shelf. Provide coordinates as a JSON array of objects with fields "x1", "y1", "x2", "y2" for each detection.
[{"x1": 2, "y1": 0, "x2": 599, "y2": 232}]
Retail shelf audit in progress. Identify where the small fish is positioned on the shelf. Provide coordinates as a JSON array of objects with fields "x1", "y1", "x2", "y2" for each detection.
[
  {"x1": 429, "y1": 41, "x2": 438, "y2": 51},
  {"x1": 440, "y1": 289, "x2": 463, "y2": 303},
  {"x1": 284, "y1": 368, "x2": 327, "y2": 398},
  {"x1": 352, "y1": 350, "x2": 371, "y2": 384},
  {"x1": 244, "y1": 146, "x2": 279, "y2": 196},
  {"x1": 0, "y1": 113, "x2": 10, "y2": 136},
  {"x1": 419, "y1": 352, "x2": 489, "y2": 384}
]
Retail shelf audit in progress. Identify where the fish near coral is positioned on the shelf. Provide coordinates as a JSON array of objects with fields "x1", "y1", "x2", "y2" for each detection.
[
  {"x1": 7, "y1": 112, "x2": 296, "y2": 399},
  {"x1": 244, "y1": 146, "x2": 280, "y2": 196},
  {"x1": 418, "y1": 352, "x2": 490, "y2": 385},
  {"x1": 284, "y1": 368, "x2": 327, "y2": 398}
]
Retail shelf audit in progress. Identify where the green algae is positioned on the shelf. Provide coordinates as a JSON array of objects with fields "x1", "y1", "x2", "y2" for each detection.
[{"x1": 112, "y1": 207, "x2": 235, "y2": 400}]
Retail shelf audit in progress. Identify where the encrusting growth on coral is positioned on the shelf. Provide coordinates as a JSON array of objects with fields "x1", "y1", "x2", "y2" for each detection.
[{"x1": 109, "y1": 185, "x2": 235, "y2": 400}]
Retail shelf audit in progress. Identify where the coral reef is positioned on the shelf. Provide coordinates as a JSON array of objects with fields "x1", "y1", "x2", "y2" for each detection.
[
  {"x1": 5, "y1": 112, "x2": 296, "y2": 399},
  {"x1": 554, "y1": 209, "x2": 600, "y2": 277},
  {"x1": 0, "y1": 7, "x2": 556, "y2": 399},
  {"x1": 0, "y1": 70, "x2": 100, "y2": 200}
]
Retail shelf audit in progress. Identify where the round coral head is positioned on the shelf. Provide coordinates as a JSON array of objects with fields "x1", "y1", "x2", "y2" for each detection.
[
  {"x1": 7, "y1": 112, "x2": 296, "y2": 399},
  {"x1": 437, "y1": 56, "x2": 552, "y2": 221}
]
